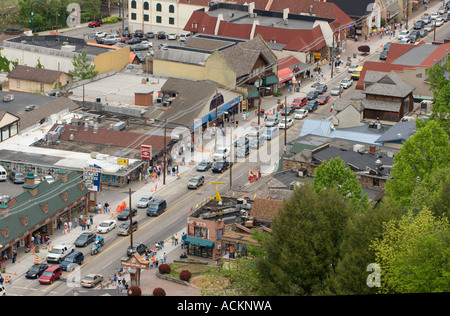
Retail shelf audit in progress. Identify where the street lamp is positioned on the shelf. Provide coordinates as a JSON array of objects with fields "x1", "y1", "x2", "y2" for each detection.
[{"x1": 30, "y1": 0, "x2": 41, "y2": 33}]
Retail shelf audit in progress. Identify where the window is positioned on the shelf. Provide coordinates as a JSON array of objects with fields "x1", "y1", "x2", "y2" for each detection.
[
  {"x1": 156, "y1": 16, "x2": 162, "y2": 23},
  {"x1": 16, "y1": 80, "x2": 20, "y2": 88},
  {"x1": 192, "y1": 23, "x2": 198, "y2": 29},
  {"x1": 169, "y1": 17, "x2": 174, "y2": 25},
  {"x1": 143, "y1": 1, "x2": 149, "y2": 10},
  {"x1": 144, "y1": 14, "x2": 149, "y2": 22},
  {"x1": 131, "y1": 13, "x2": 137, "y2": 20},
  {"x1": 131, "y1": 0, "x2": 136, "y2": 9},
  {"x1": 169, "y1": 4, "x2": 174, "y2": 13},
  {"x1": 156, "y1": 3, "x2": 162, "y2": 11}
]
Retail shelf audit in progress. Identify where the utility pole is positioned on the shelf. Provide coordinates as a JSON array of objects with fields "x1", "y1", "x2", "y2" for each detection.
[
  {"x1": 257, "y1": 86, "x2": 261, "y2": 126},
  {"x1": 215, "y1": 88, "x2": 218, "y2": 152},
  {"x1": 434, "y1": 19, "x2": 436, "y2": 41},
  {"x1": 331, "y1": 31, "x2": 334, "y2": 79},
  {"x1": 129, "y1": 188, "x2": 133, "y2": 252},
  {"x1": 229, "y1": 131, "x2": 233, "y2": 190},
  {"x1": 284, "y1": 96, "x2": 287, "y2": 149},
  {"x1": 163, "y1": 119, "x2": 166, "y2": 185}
]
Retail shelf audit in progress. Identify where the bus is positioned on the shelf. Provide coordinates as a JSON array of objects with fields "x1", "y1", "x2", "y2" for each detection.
[{"x1": 351, "y1": 66, "x2": 363, "y2": 80}]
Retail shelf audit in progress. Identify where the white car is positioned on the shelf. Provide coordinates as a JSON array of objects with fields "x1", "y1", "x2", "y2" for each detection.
[
  {"x1": 213, "y1": 147, "x2": 229, "y2": 161},
  {"x1": 278, "y1": 118, "x2": 293, "y2": 129},
  {"x1": 139, "y1": 40, "x2": 153, "y2": 48},
  {"x1": 437, "y1": 6, "x2": 447, "y2": 15},
  {"x1": 137, "y1": 195, "x2": 154, "y2": 208},
  {"x1": 347, "y1": 64, "x2": 357, "y2": 73},
  {"x1": 97, "y1": 220, "x2": 116, "y2": 233},
  {"x1": 435, "y1": 18, "x2": 444, "y2": 27},
  {"x1": 95, "y1": 31, "x2": 107, "y2": 38},
  {"x1": 294, "y1": 109, "x2": 308, "y2": 120},
  {"x1": 430, "y1": 12, "x2": 439, "y2": 20},
  {"x1": 340, "y1": 78, "x2": 353, "y2": 89},
  {"x1": 249, "y1": 126, "x2": 262, "y2": 137},
  {"x1": 398, "y1": 30, "x2": 410, "y2": 40},
  {"x1": 399, "y1": 38, "x2": 411, "y2": 44},
  {"x1": 167, "y1": 33, "x2": 177, "y2": 40}
]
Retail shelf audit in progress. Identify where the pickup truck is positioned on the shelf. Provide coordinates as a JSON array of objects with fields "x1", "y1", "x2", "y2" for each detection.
[{"x1": 46, "y1": 244, "x2": 75, "y2": 263}]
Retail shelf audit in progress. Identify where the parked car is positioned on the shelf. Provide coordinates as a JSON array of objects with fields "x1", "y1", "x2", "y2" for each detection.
[
  {"x1": 383, "y1": 41, "x2": 392, "y2": 51},
  {"x1": 414, "y1": 20, "x2": 425, "y2": 29},
  {"x1": 408, "y1": 31, "x2": 420, "y2": 42},
  {"x1": 95, "y1": 31, "x2": 107, "y2": 38},
  {"x1": 398, "y1": 30, "x2": 410, "y2": 40},
  {"x1": 25, "y1": 263, "x2": 49, "y2": 279},
  {"x1": 437, "y1": 6, "x2": 447, "y2": 15},
  {"x1": 130, "y1": 44, "x2": 147, "y2": 51},
  {"x1": 74, "y1": 232, "x2": 96, "y2": 247},
  {"x1": 117, "y1": 208, "x2": 137, "y2": 220},
  {"x1": 291, "y1": 97, "x2": 308, "y2": 108},
  {"x1": 317, "y1": 95, "x2": 331, "y2": 105},
  {"x1": 430, "y1": 12, "x2": 439, "y2": 20},
  {"x1": 304, "y1": 100, "x2": 319, "y2": 112},
  {"x1": 139, "y1": 40, "x2": 153, "y2": 48},
  {"x1": 197, "y1": 160, "x2": 212, "y2": 171},
  {"x1": 88, "y1": 20, "x2": 102, "y2": 27},
  {"x1": 187, "y1": 175, "x2": 205, "y2": 189},
  {"x1": 265, "y1": 116, "x2": 279, "y2": 127},
  {"x1": 126, "y1": 37, "x2": 141, "y2": 45},
  {"x1": 314, "y1": 84, "x2": 328, "y2": 94},
  {"x1": 137, "y1": 195, "x2": 154, "y2": 208},
  {"x1": 25, "y1": 104, "x2": 35, "y2": 111},
  {"x1": 422, "y1": 15, "x2": 431, "y2": 24},
  {"x1": 134, "y1": 30, "x2": 144, "y2": 38},
  {"x1": 60, "y1": 251, "x2": 84, "y2": 271},
  {"x1": 435, "y1": 18, "x2": 444, "y2": 27},
  {"x1": 157, "y1": 31, "x2": 166, "y2": 39},
  {"x1": 280, "y1": 105, "x2": 294, "y2": 116},
  {"x1": 441, "y1": 13, "x2": 450, "y2": 21},
  {"x1": 97, "y1": 220, "x2": 116, "y2": 233},
  {"x1": 167, "y1": 33, "x2": 177, "y2": 40},
  {"x1": 9, "y1": 171, "x2": 25, "y2": 184},
  {"x1": 213, "y1": 147, "x2": 229, "y2": 161},
  {"x1": 305, "y1": 90, "x2": 318, "y2": 100},
  {"x1": 379, "y1": 50, "x2": 388, "y2": 60},
  {"x1": 340, "y1": 78, "x2": 353, "y2": 88},
  {"x1": 122, "y1": 30, "x2": 131, "y2": 38},
  {"x1": 399, "y1": 38, "x2": 411, "y2": 44},
  {"x1": 212, "y1": 160, "x2": 230, "y2": 173},
  {"x1": 249, "y1": 136, "x2": 265, "y2": 149},
  {"x1": 180, "y1": 33, "x2": 190, "y2": 43},
  {"x1": 146, "y1": 199, "x2": 167, "y2": 216},
  {"x1": 347, "y1": 64, "x2": 358, "y2": 73},
  {"x1": 249, "y1": 126, "x2": 262, "y2": 137},
  {"x1": 278, "y1": 118, "x2": 293, "y2": 129},
  {"x1": 127, "y1": 242, "x2": 147, "y2": 256},
  {"x1": 146, "y1": 32, "x2": 155, "y2": 38},
  {"x1": 330, "y1": 86, "x2": 343, "y2": 96},
  {"x1": 294, "y1": 109, "x2": 308, "y2": 120},
  {"x1": 262, "y1": 127, "x2": 278, "y2": 140},
  {"x1": 39, "y1": 266, "x2": 62, "y2": 284},
  {"x1": 81, "y1": 274, "x2": 103, "y2": 288}
]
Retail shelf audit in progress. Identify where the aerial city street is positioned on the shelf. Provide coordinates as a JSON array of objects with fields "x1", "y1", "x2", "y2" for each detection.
[{"x1": 0, "y1": 0, "x2": 448, "y2": 302}]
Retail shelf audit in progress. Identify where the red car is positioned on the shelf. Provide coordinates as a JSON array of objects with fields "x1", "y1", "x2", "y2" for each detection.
[
  {"x1": 88, "y1": 21, "x2": 102, "y2": 28},
  {"x1": 291, "y1": 97, "x2": 308, "y2": 109},
  {"x1": 39, "y1": 266, "x2": 62, "y2": 284},
  {"x1": 317, "y1": 95, "x2": 331, "y2": 105}
]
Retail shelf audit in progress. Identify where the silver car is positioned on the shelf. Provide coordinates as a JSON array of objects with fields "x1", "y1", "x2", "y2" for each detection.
[
  {"x1": 187, "y1": 175, "x2": 205, "y2": 189},
  {"x1": 137, "y1": 195, "x2": 153, "y2": 208}
]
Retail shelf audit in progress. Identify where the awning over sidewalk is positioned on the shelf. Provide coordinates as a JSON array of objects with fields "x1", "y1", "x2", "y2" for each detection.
[
  {"x1": 277, "y1": 68, "x2": 293, "y2": 83},
  {"x1": 183, "y1": 236, "x2": 215, "y2": 248}
]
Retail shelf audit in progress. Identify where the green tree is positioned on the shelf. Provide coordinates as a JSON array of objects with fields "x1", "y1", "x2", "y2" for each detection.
[
  {"x1": 386, "y1": 120, "x2": 450, "y2": 208},
  {"x1": 255, "y1": 184, "x2": 353, "y2": 295},
  {"x1": 313, "y1": 157, "x2": 369, "y2": 212},
  {"x1": 68, "y1": 51, "x2": 98, "y2": 81},
  {"x1": 371, "y1": 207, "x2": 450, "y2": 293},
  {"x1": 0, "y1": 0, "x2": 19, "y2": 32}
]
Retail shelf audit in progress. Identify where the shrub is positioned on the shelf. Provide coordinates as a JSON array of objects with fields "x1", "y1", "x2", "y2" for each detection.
[
  {"x1": 158, "y1": 263, "x2": 171, "y2": 274},
  {"x1": 127, "y1": 286, "x2": 142, "y2": 296},
  {"x1": 179, "y1": 270, "x2": 192, "y2": 281},
  {"x1": 153, "y1": 287, "x2": 166, "y2": 296}
]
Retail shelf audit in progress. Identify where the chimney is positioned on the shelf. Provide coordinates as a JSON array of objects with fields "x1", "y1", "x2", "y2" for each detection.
[
  {"x1": 215, "y1": 14, "x2": 223, "y2": 35},
  {"x1": 57, "y1": 170, "x2": 68, "y2": 183},
  {"x1": 283, "y1": 8, "x2": 289, "y2": 20},
  {"x1": 23, "y1": 172, "x2": 39, "y2": 197},
  {"x1": 248, "y1": 2, "x2": 255, "y2": 14},
  {"x1": 369, "y1": 145, "x2": 376, "y2": 154}
]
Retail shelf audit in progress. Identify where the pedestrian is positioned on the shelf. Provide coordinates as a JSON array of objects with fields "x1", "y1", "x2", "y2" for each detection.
[
  {"x1": 104, "y1": 202, "x2": 109, "y2": 213},
  {"x1": 151, "y1": 256, "x2": 155, "y2": 269},
  {"x1": 68, "y1": 221, "x2": 72, "y2": 232},
  {"x1": 174, "y1": 233, "x2": 178, "y2": 246},
  {"x1": 12, "y1": 251, "x2": 16, "y2": 264},
  {"x1": 171, "y1": 234, "x2": 175, "y2": 245},
  {"x1": 144, "y1": 173, "x2": 148, "y2": 184},
  {"x1": 163, "y1": 253, "x2": 167, "y2": 264},
  {"x1": 127, "y1": 175, "x2": 131, "y2": 184},
  {"x1": 74, "y1": 218, "x2": 78, "y2": 228}
]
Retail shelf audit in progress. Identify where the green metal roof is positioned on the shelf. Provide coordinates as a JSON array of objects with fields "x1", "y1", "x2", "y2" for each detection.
[
  {"x1": 0, "y1": 170, "x2": 88, "y2": 246},
  {"x1": 184, "y1": 236, "x2": 215, "y2": 248}
]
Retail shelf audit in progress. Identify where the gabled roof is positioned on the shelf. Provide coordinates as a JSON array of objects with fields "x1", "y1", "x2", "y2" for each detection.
[
  {"x1": 326, "y1": 0, "x2": 375, "y2": 18},
  {"x1": 0, "y1": 170, "x2": 88, "y2": 246},
  {"x1": 363, "y1": 71, "x2": 415, "y2": 98},
  {"x1": 376, "y1": 120, "x2": 417, "y2": 143},
  {"x1": 7, "y1": 65, "x2": 67, "y2": 84},
  {"x1": 355, "y1": 61, "x2": 407, "y2": 90}
]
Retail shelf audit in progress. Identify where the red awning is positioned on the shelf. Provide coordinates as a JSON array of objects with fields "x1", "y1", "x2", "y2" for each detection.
[{"x1": 277, "y1": 68, "x2": 293, "y2": 83}]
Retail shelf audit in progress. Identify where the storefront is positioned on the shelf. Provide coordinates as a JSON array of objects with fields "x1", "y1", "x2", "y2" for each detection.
[{"x1": 183, "y1": 236, "x2": 214, "y2": 259}]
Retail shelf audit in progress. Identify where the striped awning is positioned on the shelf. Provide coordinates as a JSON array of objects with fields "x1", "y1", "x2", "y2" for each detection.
[{"x1": 277, "y1": 68, "x2": 293, "y2": 83}]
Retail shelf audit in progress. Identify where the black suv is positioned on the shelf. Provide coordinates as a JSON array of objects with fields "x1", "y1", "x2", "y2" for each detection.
[
  {"x1": 134, "y1": 29, "x2": 144, "y2": 38},
  {"x1": 408, "y1": 31, "x2": 420, "y2": 43},
  {"x1": 127, "y1": 242, "x2": 148, "y2": 256},
  {"x1": 117, "y1": 208, "x2": 138, "y2": 220},
  {"x1": 414, "y1": 20, "x2": 425, "y2": 29}
]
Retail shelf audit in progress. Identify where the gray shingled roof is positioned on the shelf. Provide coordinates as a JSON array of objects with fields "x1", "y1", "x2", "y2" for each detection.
[
  {"x1": 361, "y1": 98, "x2": 401, "y2": 112},
  {"x1": 376, "y1": 120, "x2": 417, "y2": 143},
  {"x1": 7, "y1": 65, "x2": 65, "y2": 84},
  {"x1": 363, "y1": 71, "x2": 415, "y2": 98}
]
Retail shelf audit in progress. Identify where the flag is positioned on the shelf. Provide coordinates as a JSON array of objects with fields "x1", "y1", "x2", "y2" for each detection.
[{"x1": 330, "y1": 102, "x2": 334, "y2": 113}]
